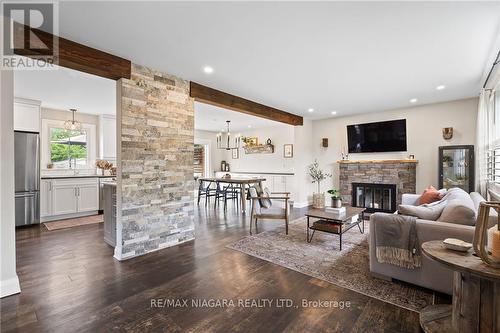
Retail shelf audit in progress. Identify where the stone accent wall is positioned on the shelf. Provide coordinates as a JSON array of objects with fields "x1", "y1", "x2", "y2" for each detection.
[
  {"x1": 118, "y1": 64, "x2": 194, "y2": 259},
  {"x1": 339, "y1": 162, "x2": 417, "y2": 207}
]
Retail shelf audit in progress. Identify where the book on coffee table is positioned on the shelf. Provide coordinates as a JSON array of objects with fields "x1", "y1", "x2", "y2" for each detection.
[{"x1": 325, "y1": 206, "x2": 346, "y2": 214}]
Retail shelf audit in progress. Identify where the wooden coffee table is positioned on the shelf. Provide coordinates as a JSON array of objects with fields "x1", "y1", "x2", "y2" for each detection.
[{"x1": 305, "y1": 207, "x2": 366, "y2": 250}]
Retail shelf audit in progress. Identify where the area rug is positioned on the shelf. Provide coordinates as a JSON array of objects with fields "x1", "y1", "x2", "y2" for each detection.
[
  {"x1": 43, "y1": 214, "x2": 104, "y2": 231},
  {"x1": 227, "y1": 217, "x2": 433, "y2": 312}
]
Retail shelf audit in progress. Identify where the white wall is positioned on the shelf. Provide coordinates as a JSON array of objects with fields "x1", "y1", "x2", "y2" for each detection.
[
  {"x1": 293, "y1": 119, "x2": 315, "y2": 207},
  {"x1": 0, "y1": 69, "x2": 21, "y2": 298},
  {"x1": 224, "y1": 125, "x2": 295, "y2": 173},
  {"x1": 194, "y1": 129, "x2": 226, "y2": 176},
  {"x1": 312, "y1": 98, "x2": 478, "y2": 193}
]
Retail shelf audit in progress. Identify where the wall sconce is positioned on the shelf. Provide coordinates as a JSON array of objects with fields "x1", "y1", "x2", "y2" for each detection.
[
  {"x1": 442, "y1": 127, "x2": 453, "y2": 140},
  {"x1": 322, "y1": 138, "x2": 328, "y2": 147}
]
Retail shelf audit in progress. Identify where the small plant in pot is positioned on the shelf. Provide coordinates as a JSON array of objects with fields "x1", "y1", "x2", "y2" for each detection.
[
  {"x1": 308, "y1": 160, "x2": 331, "y2": 209},
  {"x1": 327, "y1": 189, "x2": 342, "y2": 208}
]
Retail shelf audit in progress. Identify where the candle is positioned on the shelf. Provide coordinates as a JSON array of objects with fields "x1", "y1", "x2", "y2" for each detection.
[{"x1": 491, "y1": 228, "x2": 500, "y2": 260}]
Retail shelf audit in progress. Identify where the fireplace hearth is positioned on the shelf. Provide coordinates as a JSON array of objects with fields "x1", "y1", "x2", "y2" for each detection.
[{"x1": 352, "y1": 183, "x2": 397, "y2": 213}]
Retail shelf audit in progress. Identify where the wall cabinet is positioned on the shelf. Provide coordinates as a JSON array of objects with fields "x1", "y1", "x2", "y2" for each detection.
[
  {"x1": 41, "y1": 178, "x2": 99, "y2": 221},
  {"x1": 14, "y1": 98, "x2": 41, "y2": 132}
]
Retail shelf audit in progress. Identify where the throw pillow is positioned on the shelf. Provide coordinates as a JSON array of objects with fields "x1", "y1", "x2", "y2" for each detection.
[
  {"x1": 418, "y1": 186, "x2": 442, "y2": 205},
  {"x1": 260, "y1": 188, "x2": 272, "y2": 209},
  {"x1": 436, "y1": 187, "x2": 477, "y2": 226},
  {"x1": 398, "y1": 199, "x2": 448, "y2": 221}
]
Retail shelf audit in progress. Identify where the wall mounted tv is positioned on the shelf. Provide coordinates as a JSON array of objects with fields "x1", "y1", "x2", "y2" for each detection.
[{"x1": 347, "y1": 119, "x2": 407, "y2": 153}]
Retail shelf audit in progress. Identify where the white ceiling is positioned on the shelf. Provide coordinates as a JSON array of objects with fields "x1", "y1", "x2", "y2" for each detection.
[
  {"x1": 29, "y1": 2, "x2": 500, "y2": 119},
  {"x1": 195, "y1": 102, "x2": 286, "y2": 132},
  {"x1": 14, "y1": 65, "x2": 116, "y2": 115}
]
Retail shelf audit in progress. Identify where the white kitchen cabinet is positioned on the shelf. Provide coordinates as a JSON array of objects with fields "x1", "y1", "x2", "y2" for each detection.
[
  {"x1": 14, "y1": 98, "x2": 41, "y2": 132},
  {"x1": 77, "y1": 183, "x2": 99, "y2": 212},
  {"x1": 40, "y1": 179, "x2": 53, "y2": 217},
  {"x1": 41, "y1": 177, "x2": 99, "y2": 221},
  {"x1": 52, "y1": 183, "x2": 78, "y2": 215},
  {"x1": 99, "y1": 115, "x2": 116, "y2": 162}
]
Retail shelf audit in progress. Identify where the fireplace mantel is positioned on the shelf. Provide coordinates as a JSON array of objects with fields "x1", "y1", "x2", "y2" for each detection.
[{"x1": 337, "y1": 159, "x2": 418, "y2": 164}]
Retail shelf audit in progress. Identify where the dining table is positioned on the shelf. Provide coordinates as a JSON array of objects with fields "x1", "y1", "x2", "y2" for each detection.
[{"x1": 197, "y1": 177, "x2": 266, "y2": 213}]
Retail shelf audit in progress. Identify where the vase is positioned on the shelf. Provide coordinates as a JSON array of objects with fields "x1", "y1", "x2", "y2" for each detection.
[
  {"x1": 331, "y1": 198, "x2": 342, "y2": 208},
  {"x1": 312, "y1": 193, "x2": 325, "y2": 209}
]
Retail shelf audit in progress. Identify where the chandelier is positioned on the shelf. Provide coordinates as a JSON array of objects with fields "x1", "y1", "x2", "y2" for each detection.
[
  {"x1": 216, "y1": 121, "x2": 241, "y2": 150},
  {"x1": 64, "y1": 108, "x2": 82, "y2": 131}
]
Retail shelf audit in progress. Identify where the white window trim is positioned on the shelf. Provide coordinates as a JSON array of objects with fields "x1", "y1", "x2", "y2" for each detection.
[
  {"x1": 41, "y1": 119, "x2": 96, "y2": 170},
  {"x1": 194, "y1": 138, "x2": 211, "y2": 177}
]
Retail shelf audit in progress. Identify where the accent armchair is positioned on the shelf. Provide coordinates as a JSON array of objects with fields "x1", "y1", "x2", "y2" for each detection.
[{"x1": 248, "y1": 186, "x2": 291, "y2": 235}]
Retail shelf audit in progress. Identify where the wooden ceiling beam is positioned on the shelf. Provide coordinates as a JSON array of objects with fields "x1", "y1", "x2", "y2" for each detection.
[
  {"x1": 12, "y1": 22, "x2": 131, "y2": 81},
  {"x1": 190, "y1": 82, "x2": 303, "y2": 126}
]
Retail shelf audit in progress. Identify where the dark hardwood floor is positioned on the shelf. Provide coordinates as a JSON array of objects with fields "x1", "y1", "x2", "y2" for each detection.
[{"x1": 1, "y1": 202, "x2": 423, "y2": 333}]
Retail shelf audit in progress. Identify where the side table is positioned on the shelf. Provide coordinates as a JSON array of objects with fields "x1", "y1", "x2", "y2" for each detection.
[{"x1": 420, "y1": 240, "x2": 500, "y2": 333}]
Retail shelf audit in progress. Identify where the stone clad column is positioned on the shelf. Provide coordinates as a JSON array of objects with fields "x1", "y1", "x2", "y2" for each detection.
[{"x1": 115, "y1": 64, "x2": 195, "y2": 260}]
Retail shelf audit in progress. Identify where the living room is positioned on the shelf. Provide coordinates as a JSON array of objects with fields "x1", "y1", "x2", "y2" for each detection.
[{"x1": 1, "y1": 2, "x2": 500, "y2": 332}]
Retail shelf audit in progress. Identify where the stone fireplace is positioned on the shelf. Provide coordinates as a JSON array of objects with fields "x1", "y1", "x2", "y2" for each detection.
[{"x1": 338, "y1": 160, "x2": 417, "y2": 210}]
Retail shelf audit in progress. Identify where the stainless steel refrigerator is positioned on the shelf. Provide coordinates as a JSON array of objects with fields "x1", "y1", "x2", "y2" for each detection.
[{"x1": 15, "y1": 131, "x2": 40, "y2": 226}]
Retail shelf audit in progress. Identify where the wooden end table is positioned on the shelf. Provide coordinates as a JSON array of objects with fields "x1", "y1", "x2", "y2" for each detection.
[
  {"x1": 420, "y1": 240, "x2": 500, "y2": 333},
  {"x1": 305, "y1": 207, "x2": 365, "y2": 251}
]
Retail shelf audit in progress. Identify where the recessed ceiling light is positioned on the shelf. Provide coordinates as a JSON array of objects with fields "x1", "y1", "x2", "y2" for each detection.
[
  {"x1": 436, "y1": 85, "x2": 446, "y2": 90},
  {"x1": 308, "y1": 108, "x2": 314, "y2": 113},
  {"x1": 203, "y1": 66, "x2": 214, "y2": 74},
  {"x1": 331, "y1": 111, "x2": 337, "y2": 115},
  {"x1": 409, "y1": 98, "x2": 418, "y2": 103}
]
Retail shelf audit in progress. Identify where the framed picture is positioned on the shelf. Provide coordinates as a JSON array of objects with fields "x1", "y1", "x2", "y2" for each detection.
[
  {"x1": 284, "y1": 144, "x2": 293, "y2": 158},
  {"x1": 232, "y1": 148, "x2": 239, "y2": 159}
]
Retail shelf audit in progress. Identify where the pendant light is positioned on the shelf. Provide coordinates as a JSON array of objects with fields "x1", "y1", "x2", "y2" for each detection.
[
  {"x1": 64, "y1": 108, "x2": 82, "y2": 131},
  {"x1": 216, "y1": 120, "x2": 241, "y2": 150}
]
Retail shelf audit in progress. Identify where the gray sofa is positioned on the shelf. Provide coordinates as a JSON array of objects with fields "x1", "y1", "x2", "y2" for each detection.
[{"x1": 369, "y1": 188, "x2": 492, "y2": 295}]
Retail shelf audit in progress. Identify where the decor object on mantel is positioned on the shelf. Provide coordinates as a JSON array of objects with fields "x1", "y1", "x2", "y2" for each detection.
[
  {"x1": 327, "y1": 188, "x2": 342, "y2": 208},
  {"x1": 64, "y1": 108, "x2": 82, "y2": 131},
  {"x1": 474, "y1": 201, "x2": 500, "y2": 267},
  {"x1": 341, "y1": 146, "x2": 349, "y2": 160},
  {"x1": 96, "y1": 159, "x2": 113, "y2": 176},
  {"x1": 308, "y1": 160, "x2": 331, "y2": 209},
  {"x1": 216, "y1": 120, "x2": 241, "y2": 150}
]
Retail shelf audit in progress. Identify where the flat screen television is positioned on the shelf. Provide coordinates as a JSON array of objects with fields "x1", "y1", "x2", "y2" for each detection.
[{"x1": 347, "y1": 119, "x2": 407, "y2": 153}]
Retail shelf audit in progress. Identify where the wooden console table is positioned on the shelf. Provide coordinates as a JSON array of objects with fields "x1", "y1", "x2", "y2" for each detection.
[{"x1": 420, "y1": 241, "x2": 500, "y2": 333}]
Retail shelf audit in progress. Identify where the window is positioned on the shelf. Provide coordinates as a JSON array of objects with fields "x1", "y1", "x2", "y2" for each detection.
[
  {"x1": 194, "y1": 144, "x2": 205, "y2": 179},
  {"x1": 50, "y1": 128, "x2": 88, "y2": 168}
]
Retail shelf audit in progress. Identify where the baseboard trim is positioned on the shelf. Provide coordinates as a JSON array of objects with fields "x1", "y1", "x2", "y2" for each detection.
[{"x1": 0, "y1": 275, "x2": 21, "y2": 298}]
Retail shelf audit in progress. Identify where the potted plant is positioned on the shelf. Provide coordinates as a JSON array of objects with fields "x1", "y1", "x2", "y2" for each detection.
[
  {"x1": 327, "y1": 189, "x2": 342, "y2": 208},
  {"x1": 308, "y1": 160, "x2": 331, "y2": 209}
]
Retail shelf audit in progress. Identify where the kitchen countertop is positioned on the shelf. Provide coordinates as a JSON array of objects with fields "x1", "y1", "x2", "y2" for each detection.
[{"x1": 41, "y1": 175, "x2": 116, "y2": 179}]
